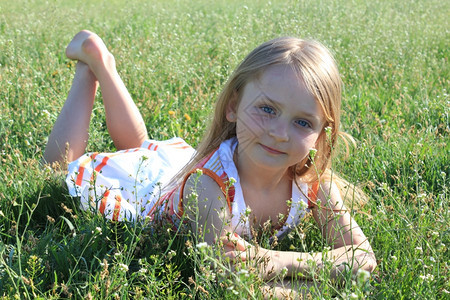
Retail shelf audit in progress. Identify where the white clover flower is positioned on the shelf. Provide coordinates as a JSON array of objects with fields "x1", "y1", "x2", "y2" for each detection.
[
  {"x1": 118, "y1": 263, "x2": 128, "y2": 272},
  {"x1": 391, "y1": 255, "x2": 398, "y2": 261},
  {"x1": 138, "y1": 268, "x2": 148, "y2": 274},
  {"x1": 196, "y1": 242, "x2": 208, "y2": 249}
]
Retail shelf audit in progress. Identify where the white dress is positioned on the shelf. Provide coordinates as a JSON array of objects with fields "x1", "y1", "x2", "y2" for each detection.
[{"x1": 66, "y1": 137, "x2": 312, "y2": 239}]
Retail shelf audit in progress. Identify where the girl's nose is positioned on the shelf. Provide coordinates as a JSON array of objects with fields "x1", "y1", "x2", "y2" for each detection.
[{"x1": 268, "y1": 119, "x2": 289, "y2": 142}]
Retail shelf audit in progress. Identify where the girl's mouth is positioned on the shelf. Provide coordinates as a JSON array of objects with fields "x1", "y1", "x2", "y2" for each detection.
[{"x1": 260, "y1": 144, "x2": 285, "y2": 155}]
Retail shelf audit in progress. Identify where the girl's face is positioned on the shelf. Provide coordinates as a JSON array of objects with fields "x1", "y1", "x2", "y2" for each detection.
[{"x1": 227, "y1": 64, "x2": 325, "y2": 174}]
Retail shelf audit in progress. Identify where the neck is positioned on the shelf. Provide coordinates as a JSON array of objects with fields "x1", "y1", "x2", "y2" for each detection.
[{"x1": 234, "y1": 147, "x2": 290, "y2": 192}]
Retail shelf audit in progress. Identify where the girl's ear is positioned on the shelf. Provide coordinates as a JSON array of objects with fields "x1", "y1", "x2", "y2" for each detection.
[{"x1": 226, "y1": 91, "x2": 238, "y2": 122}]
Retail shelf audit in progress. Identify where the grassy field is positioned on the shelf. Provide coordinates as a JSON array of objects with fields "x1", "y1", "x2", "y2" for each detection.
[{"x1": 0, "y1": 0, "x2": 448, "y2": 298}]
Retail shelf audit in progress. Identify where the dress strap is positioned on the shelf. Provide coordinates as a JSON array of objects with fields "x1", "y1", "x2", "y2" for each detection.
[
  {"x1": 177, "y1": 168, "x2": 233, "y2": 216},
  {"x1": 307, "y1": 181, "x2": 320, "y2": 209}
]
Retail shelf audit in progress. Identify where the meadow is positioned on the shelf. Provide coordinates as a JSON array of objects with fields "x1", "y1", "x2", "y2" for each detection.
[{"x1": 0, "y1": 0, "x2": 448, "y2": 298}]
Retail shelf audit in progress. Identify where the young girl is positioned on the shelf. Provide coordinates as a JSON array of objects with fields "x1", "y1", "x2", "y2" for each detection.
[{"x1": 44, "y1": 30, "x2": 376, "y2": 296}]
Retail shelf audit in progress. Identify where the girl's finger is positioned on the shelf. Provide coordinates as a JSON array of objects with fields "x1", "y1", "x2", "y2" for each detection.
[{"x1": 221, "y1": 232, "x2": 247, "y2": 251}]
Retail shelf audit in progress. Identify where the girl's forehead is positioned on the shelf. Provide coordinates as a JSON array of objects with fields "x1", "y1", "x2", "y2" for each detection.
[{"x1": 255, "y1": 65, "x2": 308, "y2": 96}]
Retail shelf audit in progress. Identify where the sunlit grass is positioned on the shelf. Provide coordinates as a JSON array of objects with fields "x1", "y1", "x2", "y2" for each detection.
[{"x1": 1, "y1": 0, "x2": 448, "y2": 298}]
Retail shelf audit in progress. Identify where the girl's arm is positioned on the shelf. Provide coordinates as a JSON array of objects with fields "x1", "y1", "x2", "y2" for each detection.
[
  {"x1": 223, "y1": 181, "x2": 376, "y2": 280},
  {"x1": 182, "y1": 173, "x2": 232, "y2": 245}
]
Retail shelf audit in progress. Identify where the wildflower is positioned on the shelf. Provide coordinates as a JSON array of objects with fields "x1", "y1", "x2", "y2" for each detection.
[
  {"x1": 415, "y1": 246, "x2": 423, "y2": 253},
  {"x1": 349, "y1": 292, "x2": 358, "y2": 299},
  {"x1": 94, "y1": 227, "x2": 102, "y2": 234},
  {"x1": 168, "y1": 110, "x2": 176, "y2": 116},
  {"x1": 357, "y1": 269, "x2": 371, "y2": 282},
  {"x1": 46, "y1": 215, "x2": 55, "y2": 223},
  {"x1": 237, "y1": 269, "x2": 249, "y2": 277},
  {"x1": 196, "y1": 169, "x2": 203, "y2": 176},
  {"x1": 391, "y1": 255, "x2": 398, "y2": 261},
  {"x1": 228, "y1": 177, "x2": 237, "y2": 185},
  {"x1": 440, "y1": 172, "x2": 446, "y2": 178},
  {"x1": 196, "y1": 242, "x2": 208, "y2": 249},
  {"x1": 167, "y1": 250, "x2": 176, "y2": 260},
  {"x1": 298, "y1": 199, "x2": 308, "y2": 210},
  {"x1": 419, "y1": 274, "x2": 434, "y2": 282},
  {"x1": 184, "y1": 113, "x2": 191, "y2": 121},
  {"x1": 309, "y1": 148, "x2": 317, "y2": 160},
  {"x1": 281, "y1": 267, "x2": 288, "y2": 277},
  {"x1": 118, "y1": 263, "x2": 129, "y2": 272},
  {"x1": 138, "y1": 268, "x2": 148, "y2": 274},
  {"x1": 429, "y1": 256, "x2": 436, "y2": 262},
  {"x1": 244, "y1": 206, "x2": 252, "y2": 217},
  {"x1": 42, "y1": 109, "x2": 51, "y2": 118},
  {"x1": 324, "y1": 126, "x2": 332, "y2": 140}
]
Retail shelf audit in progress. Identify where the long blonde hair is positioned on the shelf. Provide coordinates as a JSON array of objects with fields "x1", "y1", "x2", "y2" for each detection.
[{"x1": 176, "y1": 37, "x2": 366, "y2": 206}]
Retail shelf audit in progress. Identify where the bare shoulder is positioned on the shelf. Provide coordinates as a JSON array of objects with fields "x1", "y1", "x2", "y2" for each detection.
[
  {"x1": 315, "y1": 180, "x2": 347, "y2": 210},
  {"x1": 183, "y1": 172, "x2": 228, "y2": 209}
]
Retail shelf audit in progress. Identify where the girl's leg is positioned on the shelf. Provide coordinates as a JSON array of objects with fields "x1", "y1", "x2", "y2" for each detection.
[
  {"x1": 43, "y1": 62, "x2": 98, "y2": 164},
  {"x1": 65, "y1": 30, "x2": 149, "y2": 150}
]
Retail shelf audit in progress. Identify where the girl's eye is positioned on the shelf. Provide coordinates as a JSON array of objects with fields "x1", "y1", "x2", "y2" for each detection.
[
  {"x1": 295, "y1": 119, "x2": 311, "y2": 128},
  {"x1": 260, "y1": 105, "x2": 275, "y2": 115}
]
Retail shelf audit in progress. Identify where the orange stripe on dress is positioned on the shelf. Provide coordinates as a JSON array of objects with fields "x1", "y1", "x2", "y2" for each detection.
[
  {"x1": 167, "y1": 141, "x2": 184, "y2": 146},
  {"x1": 94, "y1": 156, "x2": 110, "y2": 173},
  {"x1": 99, "y1": 190, "x2": 110, "y2": 215},
  {"x1": 112, "y1": 195, "x2": 122, "y2": 221},
  {"x1": 308, "y1": 182, "x2": 319, "y2": 208},
  {"x1": 75, "y1": 153, "x2": 98, "y2": 186}
]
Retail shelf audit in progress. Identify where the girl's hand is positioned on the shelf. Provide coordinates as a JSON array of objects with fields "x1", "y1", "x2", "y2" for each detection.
[{"x1": 221, "y1": 232, "x2": 287, "y2": 280}]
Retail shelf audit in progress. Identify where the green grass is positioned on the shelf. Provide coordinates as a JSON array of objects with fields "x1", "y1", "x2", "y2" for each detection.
[{"x1": 0, "y1": 0, "x2": 448, "y2": 298}]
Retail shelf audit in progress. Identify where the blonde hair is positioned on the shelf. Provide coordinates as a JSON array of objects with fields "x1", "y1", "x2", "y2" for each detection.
[{"x1": 175, "y1": 37, "x2": 366, "y2": 206}]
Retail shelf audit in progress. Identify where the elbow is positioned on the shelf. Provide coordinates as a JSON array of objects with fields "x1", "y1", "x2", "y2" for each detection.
[{"x1": 356, "y1": 251, "x2": 377, "y2": 274}]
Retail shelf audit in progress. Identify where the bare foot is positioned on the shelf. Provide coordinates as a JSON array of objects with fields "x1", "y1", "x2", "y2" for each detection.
[{"x1": 65, "y1": 30, "x2": 114, "y2": 73}]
